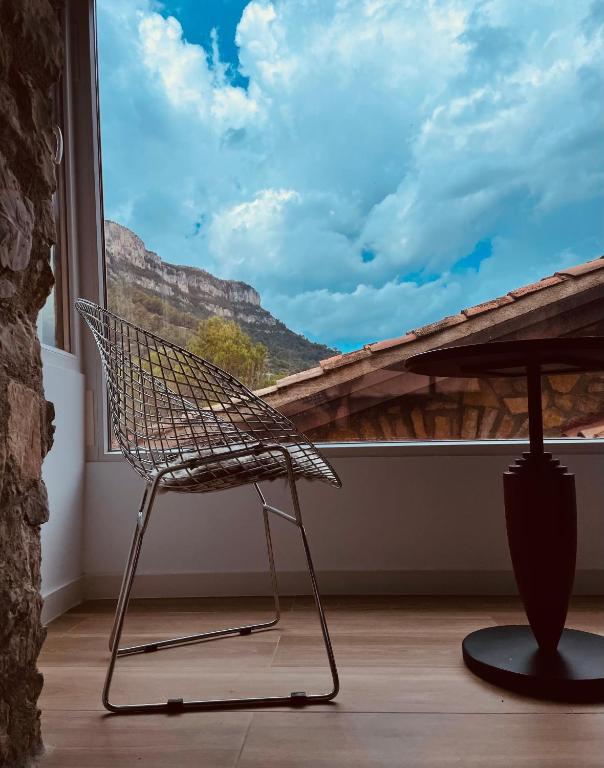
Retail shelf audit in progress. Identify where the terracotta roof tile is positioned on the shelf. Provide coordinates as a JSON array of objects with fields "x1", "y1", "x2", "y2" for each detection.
[
  {"x1": 507, "y1": 274, "x2": 565, "y2": 299},
  {"x1": 563, "y1": 418, "x2": 604, "y2": 439},
  {"x1": 365, "y1": 333, "x2": 417, "y2": 353},
  {"x1": 259, "y1": 253, "x2": 604, "y2": 396},
  {"x1": 410, "y1": 313, "x2": 466, "y2": 338},
  {"x1": 274, "y1": 366, "x2": 324, "y2": 388},
  {"x1": 255, "y1": 384, "x2": 279, "y2": 397},
  {"x1": 579, "y1": 425, "x2": 604, "y2": 439},
  {"x1": 320, "y1": 354, "x2": 342, "y2": 367},
  {"x1": 320, "y1": 348, "x2": 371, "y2": 371},
  {"x1": 555, "y1": 257, "x2": 604, "y2": 278},
  {"x1": 462, "y1": 295, "x2": 515, "y2": 317}
]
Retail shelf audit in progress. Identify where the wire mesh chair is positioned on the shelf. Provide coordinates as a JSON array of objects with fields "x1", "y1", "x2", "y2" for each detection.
[{"x1": 76, "y1": 298, "x2": 341, "y2": 713}]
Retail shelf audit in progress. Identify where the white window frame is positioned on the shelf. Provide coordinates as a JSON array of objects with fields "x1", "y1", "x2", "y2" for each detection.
[
  {"x1": 38, "y1": 2, "x2": 80, "y2": 358},
  {"x1": 72, "y1": 0, "x2": 604, "y2": 464}
]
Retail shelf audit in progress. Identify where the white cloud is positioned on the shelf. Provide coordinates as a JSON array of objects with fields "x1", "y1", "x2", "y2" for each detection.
[
  {"x1": 98, "y1": 0, "x2": 604, "y2": 350},
  {"x1": 137, "y1": 11, "x2": 262, "y2": 128}
]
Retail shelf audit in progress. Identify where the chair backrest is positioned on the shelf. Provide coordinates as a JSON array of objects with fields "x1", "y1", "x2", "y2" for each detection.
[{"x1": 75, "y1": 299, "x2": 311, "y2": 478}]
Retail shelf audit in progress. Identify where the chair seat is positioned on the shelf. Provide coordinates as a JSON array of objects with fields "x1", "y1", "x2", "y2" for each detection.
[
  {"x1": 149, "y1": 440, "x2": 341, "y2": 493},
  {"x1": 75, "y1": 299, "x2": 342, "y2": 495}
]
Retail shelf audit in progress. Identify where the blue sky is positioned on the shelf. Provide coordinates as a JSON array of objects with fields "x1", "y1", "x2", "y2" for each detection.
[
  {"x1": 98, "y1": 0, "x2": 604, "y2": 352},
  {"x1": 159, "y1": 1, "x2": 249, "y2": 86}
]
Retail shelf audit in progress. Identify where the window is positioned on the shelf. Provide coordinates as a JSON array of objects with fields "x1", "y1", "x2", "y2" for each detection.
[
  {"x1": 38, "y1": 9, "x2": 71, "y2": 352},
  {"x1": 96, "y1": 0, "x2": 604, "y2": 443}
]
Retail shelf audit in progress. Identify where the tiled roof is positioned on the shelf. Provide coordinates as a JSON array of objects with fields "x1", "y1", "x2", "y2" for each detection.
[
  {"x1": 563, "y1": 418, "x2": 604, "y2": 439},
  {"x1": 256, "y1": 254, "x2": 604, "y2": 398},
  {"x1": 507, "y1": 274, "x2": 564, "y2": 299}
]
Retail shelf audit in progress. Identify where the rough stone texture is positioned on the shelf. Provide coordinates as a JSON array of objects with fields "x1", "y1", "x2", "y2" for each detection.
[
  {"x1": 306, "y1": 317, "x2": 604, "y2": 443},
  {"x1": 308, "y1": 368, "x2": 604, "y2": 442},
  {"x1": 6, "y1": 380, "x2": 43, "y2": 480},
  {"x1": 0, "y1": 189, "x2": 34, "y2": 271},
  {"x1": 0, "y1": 0, "x2": 61, "y2": 765}
]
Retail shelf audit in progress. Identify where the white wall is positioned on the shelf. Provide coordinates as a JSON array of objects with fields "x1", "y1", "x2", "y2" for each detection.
[
  {"x1": 35, "y1": 349, "x2": 604, "y2": 611},
  {"x1": 41, "y1": 346, "x2": 85, "y2": 622},
  {"x1": 84, "y1": 447, "x2": 604, "y2": 598}
]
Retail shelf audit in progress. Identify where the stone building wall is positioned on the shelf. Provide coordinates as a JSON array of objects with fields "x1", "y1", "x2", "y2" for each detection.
[
  {"x1": 0, "y1": 1, "x2": 61, "y2": 765},
  {"x1": 307, "y1": 371, "x2": 604, "y2": 442},
  {"x1": 305, "y1": 321, "x2": 604, "y2": 443}
]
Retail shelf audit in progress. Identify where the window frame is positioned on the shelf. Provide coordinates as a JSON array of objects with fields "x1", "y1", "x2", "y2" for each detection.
[
  {"x1": 38, "y1": 3, "x2": 76, "y2": 353},
  {"x1": 75, "y1": 0, "x2": 604, "y2": 463},
  {"x1": 51, "y1": 67, "x2": 73, "y2": 353}
]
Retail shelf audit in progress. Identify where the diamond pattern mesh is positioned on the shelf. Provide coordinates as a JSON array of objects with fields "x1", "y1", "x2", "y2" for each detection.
[{"x1": 76, "y1": 299, "x2": 341, "y2": 493}]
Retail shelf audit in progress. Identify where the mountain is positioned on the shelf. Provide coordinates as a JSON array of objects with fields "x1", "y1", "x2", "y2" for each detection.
[{"x1": 104, "y1": 220, "x2": 337, "y2": 376}]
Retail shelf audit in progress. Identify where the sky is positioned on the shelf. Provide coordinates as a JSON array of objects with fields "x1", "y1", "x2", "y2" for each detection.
[{"x1": 98, "y1": 0, "x2": 604, "y2": 353}]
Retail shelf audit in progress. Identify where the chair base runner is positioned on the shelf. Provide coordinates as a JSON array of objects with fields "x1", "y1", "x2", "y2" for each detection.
[
  {"x1": 116, "y1": 617, "x2": 279, "y2": 657},
  {"x1": 105, "y1": 691, "x2": 331, "y2": 715}
]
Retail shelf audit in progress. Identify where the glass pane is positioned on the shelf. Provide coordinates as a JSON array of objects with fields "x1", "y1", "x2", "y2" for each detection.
[
  {"x1": 301, "y1": 372, "x2": 604, "y2": 442},
  {"x1": 39, "y1": 58, "x2": 69, "y2": 351},
  {"x1": 38, "y1": 245, "x2": 63, "y2": 349},
  {"x1": 97, "y1": 1, "x2": 604, "y2": 441}
]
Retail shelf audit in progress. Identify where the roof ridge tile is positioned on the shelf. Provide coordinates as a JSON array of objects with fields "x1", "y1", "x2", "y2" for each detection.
[
  {"x1": 409, "y1": 312, "x2": 466, "y2": 338},
  {"x1": 462, "y1": 294, "x2": 515, "y2": 317},
  {"x1": 508, "y1": 274, "x2": 564, "y2": 299},
  {"x1": 555, "y1": 258, "x2": 604, "y2": 278},
  {"x1": 273, "y1": 366, "x2": 324, "y2": 389},
  {"x1": 366, "y1": 332, "x2": 417, "y2": 353},
  {"x1": 320, "y1": 348, "x2": 371, "y2": 371}
]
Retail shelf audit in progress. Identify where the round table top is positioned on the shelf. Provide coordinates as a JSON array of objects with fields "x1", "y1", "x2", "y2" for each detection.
[{"x1": 405, "y1": 337, "x2": 604, "y2": 378}]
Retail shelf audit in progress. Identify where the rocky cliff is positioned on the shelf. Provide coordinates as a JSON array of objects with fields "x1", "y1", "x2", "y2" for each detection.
[
  {"x1": 105, "y1": 221, "x2": 262, "y2": 312},
  {"x1": 105, "y1": 220, "x2": 336, "y2": 375}
]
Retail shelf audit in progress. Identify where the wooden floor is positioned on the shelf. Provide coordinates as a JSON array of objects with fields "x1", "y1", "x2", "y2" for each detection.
[{"x1": 39, "y1": 596, "x2": 604, "y2": 767}]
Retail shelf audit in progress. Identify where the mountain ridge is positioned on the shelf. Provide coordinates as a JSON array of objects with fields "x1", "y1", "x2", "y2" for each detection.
[{"x1": 104, "y1": 220, "x2": 337, "y2": 376}]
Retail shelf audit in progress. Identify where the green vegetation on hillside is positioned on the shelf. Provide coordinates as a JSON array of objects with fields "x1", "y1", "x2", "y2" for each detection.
[
  {"x1": 187, "y1": 316, "x2": 269, "y2": 389},
  {"x1": 108, "y1": 279, "x2": 198, "y2": 348},
  {"x1": 107, "y1": 277, "x2": 335, "y2": 381}
]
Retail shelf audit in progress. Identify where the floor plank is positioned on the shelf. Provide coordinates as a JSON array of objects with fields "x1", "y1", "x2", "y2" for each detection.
[
  {"x1": 40, "y1": 711, "x2": 251, "y2": 768},
  {"x1": 38, "y1": 596, "x2": 604, "y2": 766},
  {"x1": 39, "y1": 632, "x2": 279, "y2": 669},
  {"x1": 238, "y1": 712, "x2": 604, "y2": 768}
]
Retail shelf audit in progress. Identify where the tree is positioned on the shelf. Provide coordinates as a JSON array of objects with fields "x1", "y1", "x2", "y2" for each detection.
[{"x1": 187, "y1": 316, "x2": 269, "y2": 389}]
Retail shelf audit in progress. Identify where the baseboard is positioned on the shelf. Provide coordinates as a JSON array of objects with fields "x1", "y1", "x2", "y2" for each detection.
[
  {"x1": 42, "y1": 577, "x2": 85, "y2": 624},
  {"x1": 40, "y1": 570, "x2": 604, "y2": 618},
  {"x1": 83, "y1": 569, "x2": 604, "y2": 600}
]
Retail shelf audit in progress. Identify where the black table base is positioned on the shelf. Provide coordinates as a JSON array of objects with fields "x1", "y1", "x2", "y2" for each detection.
[
  {"x1": 463, "y1": 626, "x2": 604, "y2": 701},
  {"x1": 406, "y1": 338, "x2": 604, "y2": 702}
]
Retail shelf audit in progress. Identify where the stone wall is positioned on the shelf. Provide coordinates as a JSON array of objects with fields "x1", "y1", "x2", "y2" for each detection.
[
  {"x1": 305, "y1": 322, "x2": 604, "y2": 442},
  {"x1": 307, "y1": 371, "x2": 604, "y2": 442},
  {"x1": 0, "y1": 1, "x2": 61, "y2": 765}
]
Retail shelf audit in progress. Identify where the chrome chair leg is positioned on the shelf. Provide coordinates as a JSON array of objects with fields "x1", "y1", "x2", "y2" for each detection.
[
  {"x1": 103, "y1": 456, "x2": 338, "y2": 712},
  {"x1": 109, "y1": 487, "x2": 148, "y2": 652},
  {"x1": 281, "y1": 459, "x2": 339, "y2": 700},
  {"x1": 103, "y1": 479, "x2": 157, "y2": 711},
  {"x1": 260, "y1": 489, "x2": 281, "y2": 625}
]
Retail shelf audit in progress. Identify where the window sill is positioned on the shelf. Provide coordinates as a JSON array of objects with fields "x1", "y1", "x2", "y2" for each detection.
[
  {"x1": 41, "y1": 343, "x2": 80, "y2": 372},
  {"x1": 94, "y1": 438, "x2": 604, "y2": 462},
  {"x1": 317, "y1": 439, "x2": 604, "y2": 458}
]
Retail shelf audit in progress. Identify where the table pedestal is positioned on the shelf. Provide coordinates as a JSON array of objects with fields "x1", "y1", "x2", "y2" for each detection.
[
  {"x1": 505, "y1": 452, "x2": 576, "y2": 652},
  {"x1": 462, "y1": 452, "x2": 604, "y2": 700}
]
